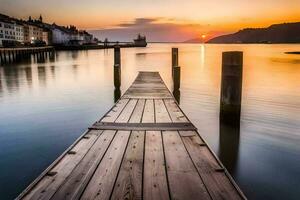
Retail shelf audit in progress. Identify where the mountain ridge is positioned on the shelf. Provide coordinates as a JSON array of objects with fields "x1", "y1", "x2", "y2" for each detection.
[{"x1": 185, "y1": 22, "x2": 300, "y2": 44}]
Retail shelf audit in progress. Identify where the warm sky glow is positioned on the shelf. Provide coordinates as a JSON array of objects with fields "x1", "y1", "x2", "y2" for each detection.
[{"x1": 1, "y1": 0, "x2": 300, "y2": 41}]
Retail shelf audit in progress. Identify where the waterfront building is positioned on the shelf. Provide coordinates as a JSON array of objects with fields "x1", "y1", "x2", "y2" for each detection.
[
  {"x1": 0, "y1": 15, "x2": 16, "y2": 47},
  {"x1": 15, "y1": 21, "x2": 25, "y2": 44},
  {"x1": 51, "y1": 25, "x2": 72, "y2": 44},
  {"x1": 23, "y1": 22, "x2": 43, "y2": 44}
]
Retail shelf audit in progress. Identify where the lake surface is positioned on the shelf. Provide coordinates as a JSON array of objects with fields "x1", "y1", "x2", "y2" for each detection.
[{"x1": 0, "y1": 43, "x2": 299, "y2": 199}]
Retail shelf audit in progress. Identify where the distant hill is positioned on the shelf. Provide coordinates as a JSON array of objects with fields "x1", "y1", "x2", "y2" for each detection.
[{"x1": 185, "y1": 22, "x2": 300, "y2": 44}]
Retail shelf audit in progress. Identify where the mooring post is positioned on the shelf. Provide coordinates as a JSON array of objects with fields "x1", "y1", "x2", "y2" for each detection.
[
  {"x1": 3, "y1": 50, "x2": 7, "y2": 63},
  {"x1": 173, "y1": 66, "x2": 181, "y2": 91},
  {"x1": 220, "y1": 51, "x2": 243, "y2": 125},
  {"x1": 172, "y1": 48, "x2": 178, "y2": 78},
  {"x1": 0, "y1": 51, "x2": 3, "y2": 64},
  {"x1": 114, "y1": 46, "x2": 121, "y2": 66}
]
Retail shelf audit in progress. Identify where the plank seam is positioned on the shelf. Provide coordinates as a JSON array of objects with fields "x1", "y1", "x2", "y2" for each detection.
[
  {"x1": 16, "y1": 129, "x2": 104, "y2": 200},
  {"x1": 77, "y1": 130, "x2": 119, "y2": 199},
  {"x1": 109, "y1": 131, "x2": 133, "y2": 199},
  {"x1": 178, "y1": 131, "x2": 214, "y2": 200},
  {"x1": 161, "y1": 131, "x2": 172, "y2": 200},
  {"x1": 50, "y1": 130, "x2": 109, "y2": 199}
]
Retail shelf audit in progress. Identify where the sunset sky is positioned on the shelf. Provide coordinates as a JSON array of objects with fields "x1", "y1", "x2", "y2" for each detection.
[{"x1": 1, "y1": 0, "x2": 300, "y2": 42}]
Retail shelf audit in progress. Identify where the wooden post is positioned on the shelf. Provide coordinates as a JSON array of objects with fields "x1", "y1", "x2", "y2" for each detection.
[
  {"x1": 173, "y1": 66, "x2": 181, "y2": 91},
  {"x1": 8, "y1": 50, "x2": 12, "y2": 63},
  {"x1": 114, "y1": 46, "x2": 121, "y2": 66},
  {"x1": 220, "y1": 51, "x2": 243, "y2": 125},
  {"x1": 114, "y1": 64, "x2": 121, "y2": 88},
  {"x1": 0, "y1": 51, "x2": 3, "y2": 64},
  {"x1": 172, "y1": 48, "x2": 178, "y2": 78},
  {"x1": 3, "y1": 50, "x2": 7, "y2": 63}
]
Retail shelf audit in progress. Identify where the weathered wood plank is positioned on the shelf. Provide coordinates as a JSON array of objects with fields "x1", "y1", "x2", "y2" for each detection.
[
  {"x1": 129, "y1": 99, "x2": 145, "y2": 123},
  {"x1": 80, "y1": 131, "x2": 131, "y2": 200},
  {"x1": 142, "y1": 99, "x2": 155, "y2": 123},
  {"x1": 22, "y1": 130, "x2": 102, "y2": 200},
  {"x1": 90, "y1": 122, "x2": 196, "y2": 131},
  {"x1": 154, "y1": 99, "x2": 171, "y2": 123},
  {"x1": 180, "y1": 132, "x2": 243, "y2": 200},
  {"x1": 111, "y1": 131, "x2": 145, "y2": 200},
  {"x1": 144, "y1": 131, "x2": 170, "y2": 200},
  {"x1": 116, "y1": 99, "x2": 138, "y2": 123},
  {"x1": 101, "y1": 99, "x2": 129, "y2": 122},
  {"x1": 50, "y1": 130, "x2": 116, "y2": 200},
  {"x1": 164, "y1": 99, "x2": 188, "y2": 122},
  {"x1": 163, "y1": 131, "x2": 211, "y2": 200}
]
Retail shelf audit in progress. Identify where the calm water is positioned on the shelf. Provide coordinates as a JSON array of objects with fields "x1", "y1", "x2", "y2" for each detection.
[{"x1": 0, "y1": 44, "x2": 299, "y2": 199}]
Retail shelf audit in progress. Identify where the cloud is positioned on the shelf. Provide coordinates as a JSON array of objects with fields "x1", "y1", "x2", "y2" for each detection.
[{"x1": 89, "y1": 17, "x2": 226, "y2": 42}]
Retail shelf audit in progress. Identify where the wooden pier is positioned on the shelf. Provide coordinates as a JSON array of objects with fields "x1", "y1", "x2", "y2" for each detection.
[
  {"x1": 17, "y1": 71, "x2": 246, "y2": 200},
  {"x1": 0, "y1": 46, "x2": 55, "y2": 64}
]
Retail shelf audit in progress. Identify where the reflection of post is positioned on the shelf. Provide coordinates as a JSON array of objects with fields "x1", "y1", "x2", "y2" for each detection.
[
  {"x1": 173, "y1": 89, "x2": 180, "y2": 104},
  {"x1": 173, "y1": 66, "x2": 180, "y2": 91},
  {"x1": 220, "y1": 51, "x2": 243, "y2": 125},
  {"x1": 219, "y1": 122, "x2": 240, "y2": 174},
  {"x1": 114, "y1": 87, "x2": 121, "y2": 103},
  {"x1": 172, "y1": 48, "x2": 178, "y2": 78},
  {"x1": 114, "y1": 64, "x2": 121, "y2": 88}
]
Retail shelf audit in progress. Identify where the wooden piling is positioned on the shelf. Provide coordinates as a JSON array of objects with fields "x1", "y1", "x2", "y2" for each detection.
[
  {"x1": 172, "y1": 48, "x2": 178, "y2": 78},
  {"x1": 220, "y1": 51, "x2": 243, "y2": 125},
  {"x1": 114, "y1": 64, "x2": 121, "y2": 88},
  {"x1": 173, "y1": 66, "x2": 181, "y2": 91},
  {"x1": 114, "y1": 46, "x2": 121, "y2": 66}
]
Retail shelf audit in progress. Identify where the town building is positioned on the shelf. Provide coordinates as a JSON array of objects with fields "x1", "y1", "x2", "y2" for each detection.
[
  {"x1": 51, "y1": 25, "x2": 72, "y2": 44},
  {"x1": 0, "y1": 13, "x2": 95, "y2": 47},
  {"x1": 0, "y1": 16, "x2": 16, "y2": 47},
  {"x1": 15, "y1": 21, "x2": 24, "y2": 44},
  {"x1": 23, "y1": 22, "x2": 43, "y2": 44}
]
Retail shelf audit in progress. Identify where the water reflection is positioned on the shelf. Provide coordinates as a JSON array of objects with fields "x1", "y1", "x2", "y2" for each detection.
[
  {"x1": 3, "y1": 66, "x2": 19, "y2": 93},
  {"x1": 218, "y1": 122, "x2": 240, "y2": 173},
  {"x1": 173, "y1": 89, "x2": 180, "y2": 104},
  {"x1": 114, "y1": 87, "x2": 121, "y2": 103},
  {"x1": 37, "y1": 66, "x2": 46, "y2": 86},
  {"x1": 24, "y1": 67, "x2": 32, "y2": 87}
]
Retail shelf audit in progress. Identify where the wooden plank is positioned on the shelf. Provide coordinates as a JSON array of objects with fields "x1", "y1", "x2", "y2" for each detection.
[
  {"x1": 142, "y1": 99, "x2": 155, "y2": 123},
  {"x1": 90, "y1": 122, "x2": 196, "y2": 131},
  {"x1": 154, "y1": 99, "x2": 172, "y2": 123},
  {"x1": 22, "y1": 130, "x2": 102, "y2": 200},
  {"x1": 50, "y1": 130, "x2": 116, "y2": 200},
  {"x1": 163, "y1": 131, "x2": 211, "y2": 200},
  {"x1": 111, "y1": 131, "x2": 145, "y2": 200},
  {"x1": 143, "y1": 131, "x2": 170, "y2": 200},
  {"x1": 164, "y1": 99, "x2": 188, "y2": 122},
  {"x1": 116, "y1": 99, "x2": 138, "y2": 123},
  {"x1": 80, "y1": 131, "x2": 131, "y2": 200},
  {"x1": 101, "y1": 99, "x2": 129, "y2": 122},
  {"x1": 180, "y1": 132, "x2": 243, "y2": 200},
  {"x1": 129, "y1": 99, "x2": 145, "y2": 123}
]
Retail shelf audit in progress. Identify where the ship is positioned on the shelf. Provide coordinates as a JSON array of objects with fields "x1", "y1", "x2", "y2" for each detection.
[{"x1": 133, "y1": 34, "x2": 147, "y2": 47}]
